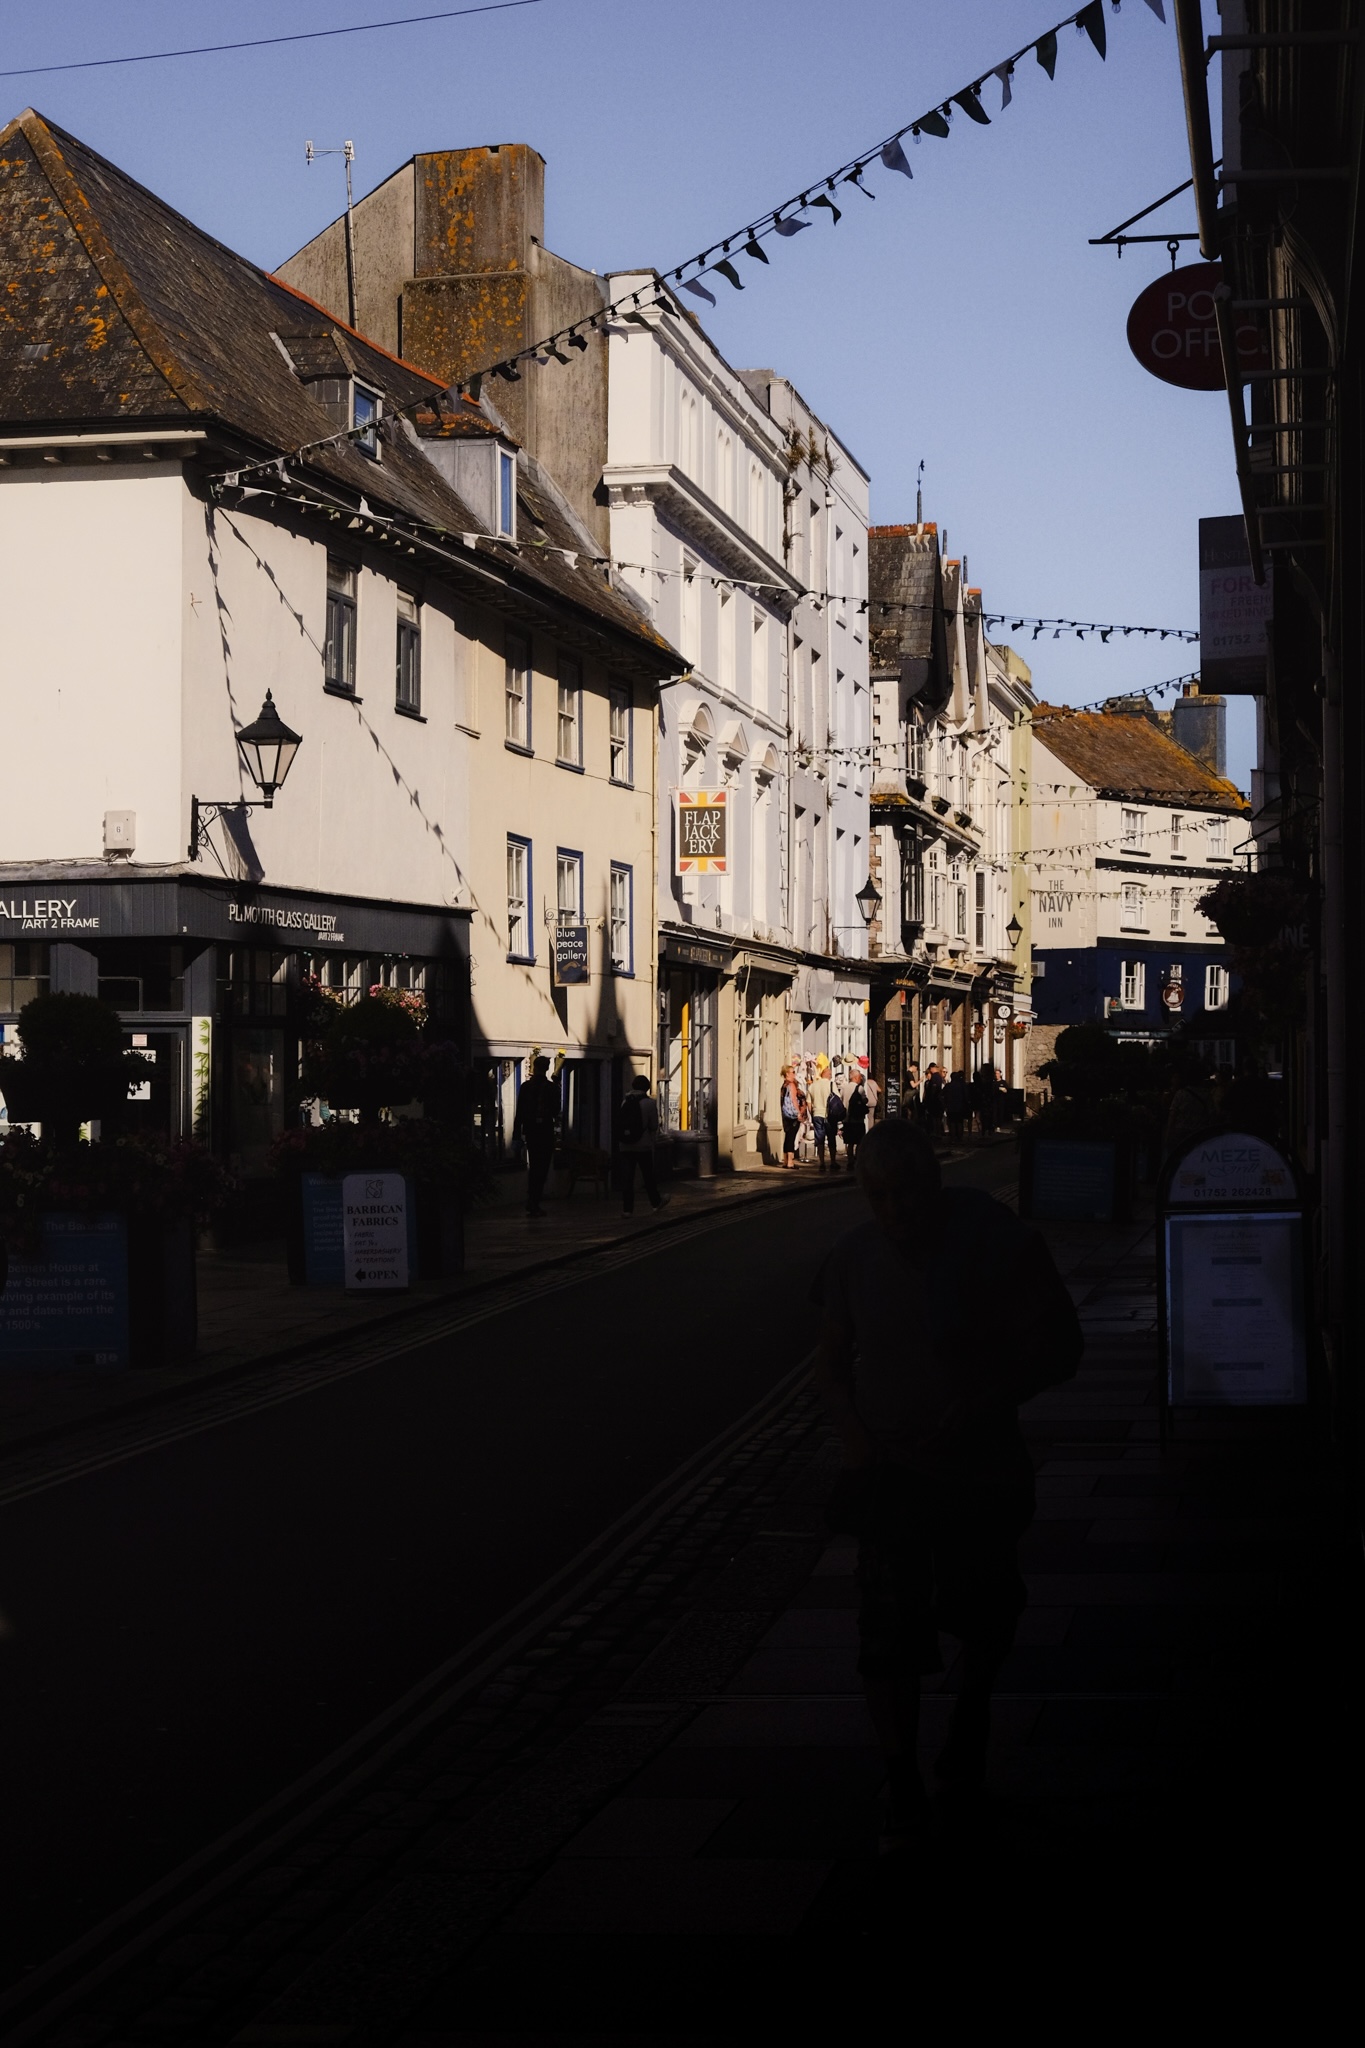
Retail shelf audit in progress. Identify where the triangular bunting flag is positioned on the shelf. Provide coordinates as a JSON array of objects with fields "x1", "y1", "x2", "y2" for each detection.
[
  {"x1": 1036, "y1": 30, "x2": 1058, "y2": 78},
  {"x1": 681, "y1": 277, "x2": 717, "y2": 306},
  {"x1": 714, "y1": 259, "x2": 745, "y2": 290},
  {"x1": 743, "y1": 237, "x2": 770, "y2": 263},
  {"x1": 773, "y1": 212, "x2": 810, "y2": 236},
  {"x1": 880, "y1": 136, "x2": 913, "y2": 177},
  {"x1": 1077, "y1": 2, "x2": 1107, "y2": 58},
  {"x1": 955, "y1": 88, "x2": 990, "y2": 125},
  {"x1": 1143, "y1": 0, "x2": 1167, "y2": 17},
  {"x1": 917, "y1": 109, "x2": 951, "y2": 138},
  {"x1": 812, "y1": 192, "x2": 842, "y2": 222},
  {"x1": 995, "y1": 63, "x2": 1014, "y2": 109}
]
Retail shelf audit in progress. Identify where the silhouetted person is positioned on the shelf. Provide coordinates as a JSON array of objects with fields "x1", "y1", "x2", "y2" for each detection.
[
  {"x1": 843, "y1": 1073, "x2": 869, "y2": 1167},
  {"x1": 944, "y1": 1069, "x2": 969, "y2": 1140},
  {"x1": 922, "y1": 1064, "x2": 945, "y2": 1137},
  {"x1": 811, "y1": 1120, "x2": 1082, "y2": 1846},
  {"x1": 617, "y1": 1072, "x2": 669, "y2": 1216},
  {"x1": 825, "y1": 1083, "x2": 847, "y2": 1171},
  {"x1": 972, "y1": 1062, "x2": 998, "y2": 1134},
  {"x1": 512, "y1": 1055, "x2": 558, "y2": 1218}
]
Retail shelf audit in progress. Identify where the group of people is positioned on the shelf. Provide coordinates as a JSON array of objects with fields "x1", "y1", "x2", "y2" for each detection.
[
  {"x1": 779, "y1": 1057, "x2": 877, "y2": 1172},
  {"x1": 914, "y1": 1062, "x2": 1012, "y2": 1140}
]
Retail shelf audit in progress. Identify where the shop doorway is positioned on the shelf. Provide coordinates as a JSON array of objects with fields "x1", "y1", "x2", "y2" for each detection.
[{"x1": 122, "y1": 1028, "x2": 188, "y2": 1141}]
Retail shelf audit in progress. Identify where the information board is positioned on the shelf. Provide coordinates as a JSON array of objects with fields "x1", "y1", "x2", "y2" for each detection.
[
  {"x1": 1027, "y1": 1139, "x2": 1118, "y2": 1222},
  {"x1": 0, "y1": 1213, "x2": 129, "y2": 1368},
  {"x1": 342, "y1": 1172, "x2": 410, "y2": 1292},
  {"x1": 675, "y1": 790, "x2": 728, "y2": 874},
  {"x1": 302, "y1": 1174, "x2": 418, "y2": 1287},
  {"x1": 1166, "y1": 1211, "x2": 1306, "y2": 1406}
]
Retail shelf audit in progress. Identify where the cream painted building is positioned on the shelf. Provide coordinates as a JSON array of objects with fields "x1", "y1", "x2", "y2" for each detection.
[{"x1": 0, "y1": 113, "x2": 674, "y2": 1174}]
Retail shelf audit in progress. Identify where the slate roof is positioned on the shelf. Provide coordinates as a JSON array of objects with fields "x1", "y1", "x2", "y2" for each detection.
[
  {"x1": 0, "y1": 109, "x2": 674, "y2": 674},
  {"x1": 1033, "y1": 706, "x2": 1247, "y2": 810},
  {"x1": 868, "y1": 525, "x2": 944, "y2": 672}
]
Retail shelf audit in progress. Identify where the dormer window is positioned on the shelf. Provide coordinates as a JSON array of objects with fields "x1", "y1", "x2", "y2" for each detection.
[
  {"x1": 353, "y1": 383, "x2": 380, "y2": 459},
  {"x1": 499, "y1": 449, "x2": 516, "y2": 536}
]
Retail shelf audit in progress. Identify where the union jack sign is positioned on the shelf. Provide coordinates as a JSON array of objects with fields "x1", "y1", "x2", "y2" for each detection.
[{"x1": 675, "y1": 790, "x2": 728, "y2": 874}]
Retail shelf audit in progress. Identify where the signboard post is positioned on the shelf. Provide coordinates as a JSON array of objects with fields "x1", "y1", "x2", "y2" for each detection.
[
  {"x1": 674, "y1": 790, "x2": 728, "y2": 874},
  {"x1": 1158, "y1": 1130, "x2": 1307, "y2": 1429},
  {"x1": 341, "y1": 1172, "x2": 410, "y2": 1292}
]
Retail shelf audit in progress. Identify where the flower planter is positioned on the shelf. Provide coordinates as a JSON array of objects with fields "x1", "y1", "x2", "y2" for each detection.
[{"x1": 0, "y1": 1210, "x2": 195, "y2": 1369}]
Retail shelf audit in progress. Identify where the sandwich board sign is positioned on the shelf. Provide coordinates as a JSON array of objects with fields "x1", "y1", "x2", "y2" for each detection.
[
  {"x1": 1158, "y1": 1130, "x2": 1306, "y2": 1410},
  {"x1": 342, "y1": 1172, "x2": 410, "y2": 1292}
]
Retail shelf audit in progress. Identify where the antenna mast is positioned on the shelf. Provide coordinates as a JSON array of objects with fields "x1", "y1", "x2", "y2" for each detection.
[{"x1": 305, "y1": 139, "x2": 357, "y2": 329}]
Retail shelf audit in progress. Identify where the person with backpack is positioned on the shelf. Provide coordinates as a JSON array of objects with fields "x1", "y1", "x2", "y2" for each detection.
[{"x1": 617, "y1": 1073, "x2": 670, "y2": 1216}]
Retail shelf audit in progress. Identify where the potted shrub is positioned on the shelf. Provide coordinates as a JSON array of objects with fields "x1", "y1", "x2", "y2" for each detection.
[{"x1": 0, "y1": 992, "x2": 151, "y2": 1145}]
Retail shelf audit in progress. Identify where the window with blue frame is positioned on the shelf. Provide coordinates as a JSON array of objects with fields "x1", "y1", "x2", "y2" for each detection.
[
  {"x1": 609, "y1": 863, "x2": 633, "y2": 973},
  {"x1": 507, "y1": 835, "x2": 533, "y2": 960}
]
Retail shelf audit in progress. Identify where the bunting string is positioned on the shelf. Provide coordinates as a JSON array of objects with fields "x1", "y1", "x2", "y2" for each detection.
[{"x1": 223, "y1": 0, "x2": 1167, "y2": 489}]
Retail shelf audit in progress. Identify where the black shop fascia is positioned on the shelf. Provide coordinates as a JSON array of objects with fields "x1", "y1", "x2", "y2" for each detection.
[{"x1": 0, "y1": 872, "x2": 471, "y2": 1177}]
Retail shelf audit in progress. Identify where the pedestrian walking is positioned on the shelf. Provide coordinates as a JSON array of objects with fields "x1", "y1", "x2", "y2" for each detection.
[
  {"x1": 905, "y1": 1064, "x2": 923, "y2": 1123},
  {"x1": 780, "y1": 1064, "x2": 808, "y2": 1168},
  {"x1": 971, "y1": 1062, "x2": 998, "y2": 1135},
  {"x1": 922, "y1": 1063, "x2": 945, "y2": 1138},
  {"x1": 825, "y1": 1082, "x2": 847, "y2": 1171},
  {"x1": 616, "y1": 1072, "x2": 670, "y2": 1216},
  {"x1": 944, "y1": 1069, "x2": 969, "y2": 1142},
  {"x1": 811, "y1": 1119, "x2": 1082, "y2": 1847},
  {"x1": 512, "y1": 1055, "x2": 559, "y2": 1218},
  {"x1": 843, "y1": 1072, "x2": 869, "y2": 1167},
  {"x1": 808, "y1": 1056, "x2": 834, "y2": 1172},
  {"x1": 864, "y1": 1069, "x2": 881, "y2": 1123}
]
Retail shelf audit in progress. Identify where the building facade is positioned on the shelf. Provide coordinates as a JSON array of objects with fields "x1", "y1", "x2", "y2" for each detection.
[
  {"x1": 0, "y1": 114, "x2": 674, "y2": 1175},
  {"x1": 866, "y1": 524, "x2": 1036, "y2": 1107},
  {"x1": 279, "y1": 144, "x2": 874, "y2": 1169},
  {"x1": 1028, "y1": 696, "x2": 1247, "y2": 1074}
]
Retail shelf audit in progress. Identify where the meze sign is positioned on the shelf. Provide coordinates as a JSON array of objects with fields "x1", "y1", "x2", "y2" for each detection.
[
  {"x1": 675, "y1": 790, "x2": 728, "y2": 875},
  {"x1": 1127, "y1": 262, "x2": 1270, "y2": 391}
]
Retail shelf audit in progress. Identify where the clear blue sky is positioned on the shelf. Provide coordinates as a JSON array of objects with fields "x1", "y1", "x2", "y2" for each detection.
[{"x1": 3, "y1": 1, "x2": 1251, "y2": 782}]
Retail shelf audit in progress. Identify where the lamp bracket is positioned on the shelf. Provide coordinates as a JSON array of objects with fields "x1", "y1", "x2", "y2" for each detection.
[{"x1": 188, "y1": 794, "x2": 272, "y2": 862}]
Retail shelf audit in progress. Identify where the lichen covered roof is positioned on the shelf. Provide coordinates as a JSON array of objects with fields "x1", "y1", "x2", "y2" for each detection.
[
  {"x1": 1033, "y1": 705, "x2": 1247, "y2": 810},
  {"x1": 0, "y1": 109, "x2": 673, "y2": 669}
]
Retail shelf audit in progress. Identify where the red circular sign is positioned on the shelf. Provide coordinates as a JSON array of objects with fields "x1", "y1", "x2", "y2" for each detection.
[{"x1": 1126, "y1": 261, "x2": 1270, "y2": 391}]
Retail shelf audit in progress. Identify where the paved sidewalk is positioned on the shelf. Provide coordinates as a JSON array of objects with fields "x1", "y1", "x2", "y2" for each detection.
[{"x1": 0, "y1": 1160, "x2": 841, "y2": 1457}]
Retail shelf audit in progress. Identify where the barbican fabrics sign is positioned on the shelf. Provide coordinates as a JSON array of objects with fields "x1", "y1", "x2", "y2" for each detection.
[{"x1": 0, "y1": 896, "x2": 100, "y2": 932}]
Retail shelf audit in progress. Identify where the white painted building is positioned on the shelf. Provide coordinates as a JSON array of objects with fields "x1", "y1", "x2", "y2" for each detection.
[
  {"x1": 603, "y1": 287, "x2": 873, "y2": 1162},
  {"x1": 0, "y1": 113, "x2": 673, "y2": 1175}
]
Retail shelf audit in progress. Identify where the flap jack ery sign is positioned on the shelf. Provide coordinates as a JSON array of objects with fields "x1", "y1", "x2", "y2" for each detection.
[{"x1": 675, "y1": 790, "x2": 728, "y2": 875}]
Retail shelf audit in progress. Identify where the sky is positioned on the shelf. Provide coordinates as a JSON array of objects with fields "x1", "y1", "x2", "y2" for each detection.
[{"x1": 0, "y1": 0, "x2": 1253, "y2": 783}]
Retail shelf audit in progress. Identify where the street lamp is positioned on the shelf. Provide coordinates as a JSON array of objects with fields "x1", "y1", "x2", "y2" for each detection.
[
  {"x1": 189, "y1": 692, "x2": 303, "y2": 860},
  {"x1": 855, "y1": 876, "x2": 882, "y2": 926},
  {"x1": 1005, "y1": 913, "x2": 1023, "y2": 950}
]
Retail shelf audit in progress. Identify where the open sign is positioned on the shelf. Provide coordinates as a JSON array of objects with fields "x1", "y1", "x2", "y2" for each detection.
[{"x1": 1126, "y1": 261, "x2": 1270, "y2": 391}]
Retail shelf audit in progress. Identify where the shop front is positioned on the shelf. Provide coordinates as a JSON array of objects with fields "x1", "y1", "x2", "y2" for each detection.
[{"x1": 0, "y1": 876, "x2": 470, "y2": 1176}]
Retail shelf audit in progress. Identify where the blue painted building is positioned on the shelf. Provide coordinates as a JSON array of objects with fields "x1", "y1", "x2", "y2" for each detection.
[{"x1": 1029, "y1": 693, "x2": 1246, "y2": 1055}]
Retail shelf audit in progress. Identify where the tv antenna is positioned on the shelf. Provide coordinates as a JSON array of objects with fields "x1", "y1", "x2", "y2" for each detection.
[{"x1": 305, "y1": 139, "x2": 357, "y2": 329}]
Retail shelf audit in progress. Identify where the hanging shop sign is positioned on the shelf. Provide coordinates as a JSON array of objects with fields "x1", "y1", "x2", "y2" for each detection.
[
  {"x1": 1158, "y1": 1131, "x2": 1306, "y2": 1409},
  {"x1": 675, "y1": 790, "x2": 728, "y2": 874},
  {"x1": 1126, "y1": 262, "x2": 1270, "y2": 392},
  {"x1": 1199, "y1": 515, "x2": 1273, "y2": 692},
  {"x1": 553, "y1": 924, "x2": 590, "y2": 986}
]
